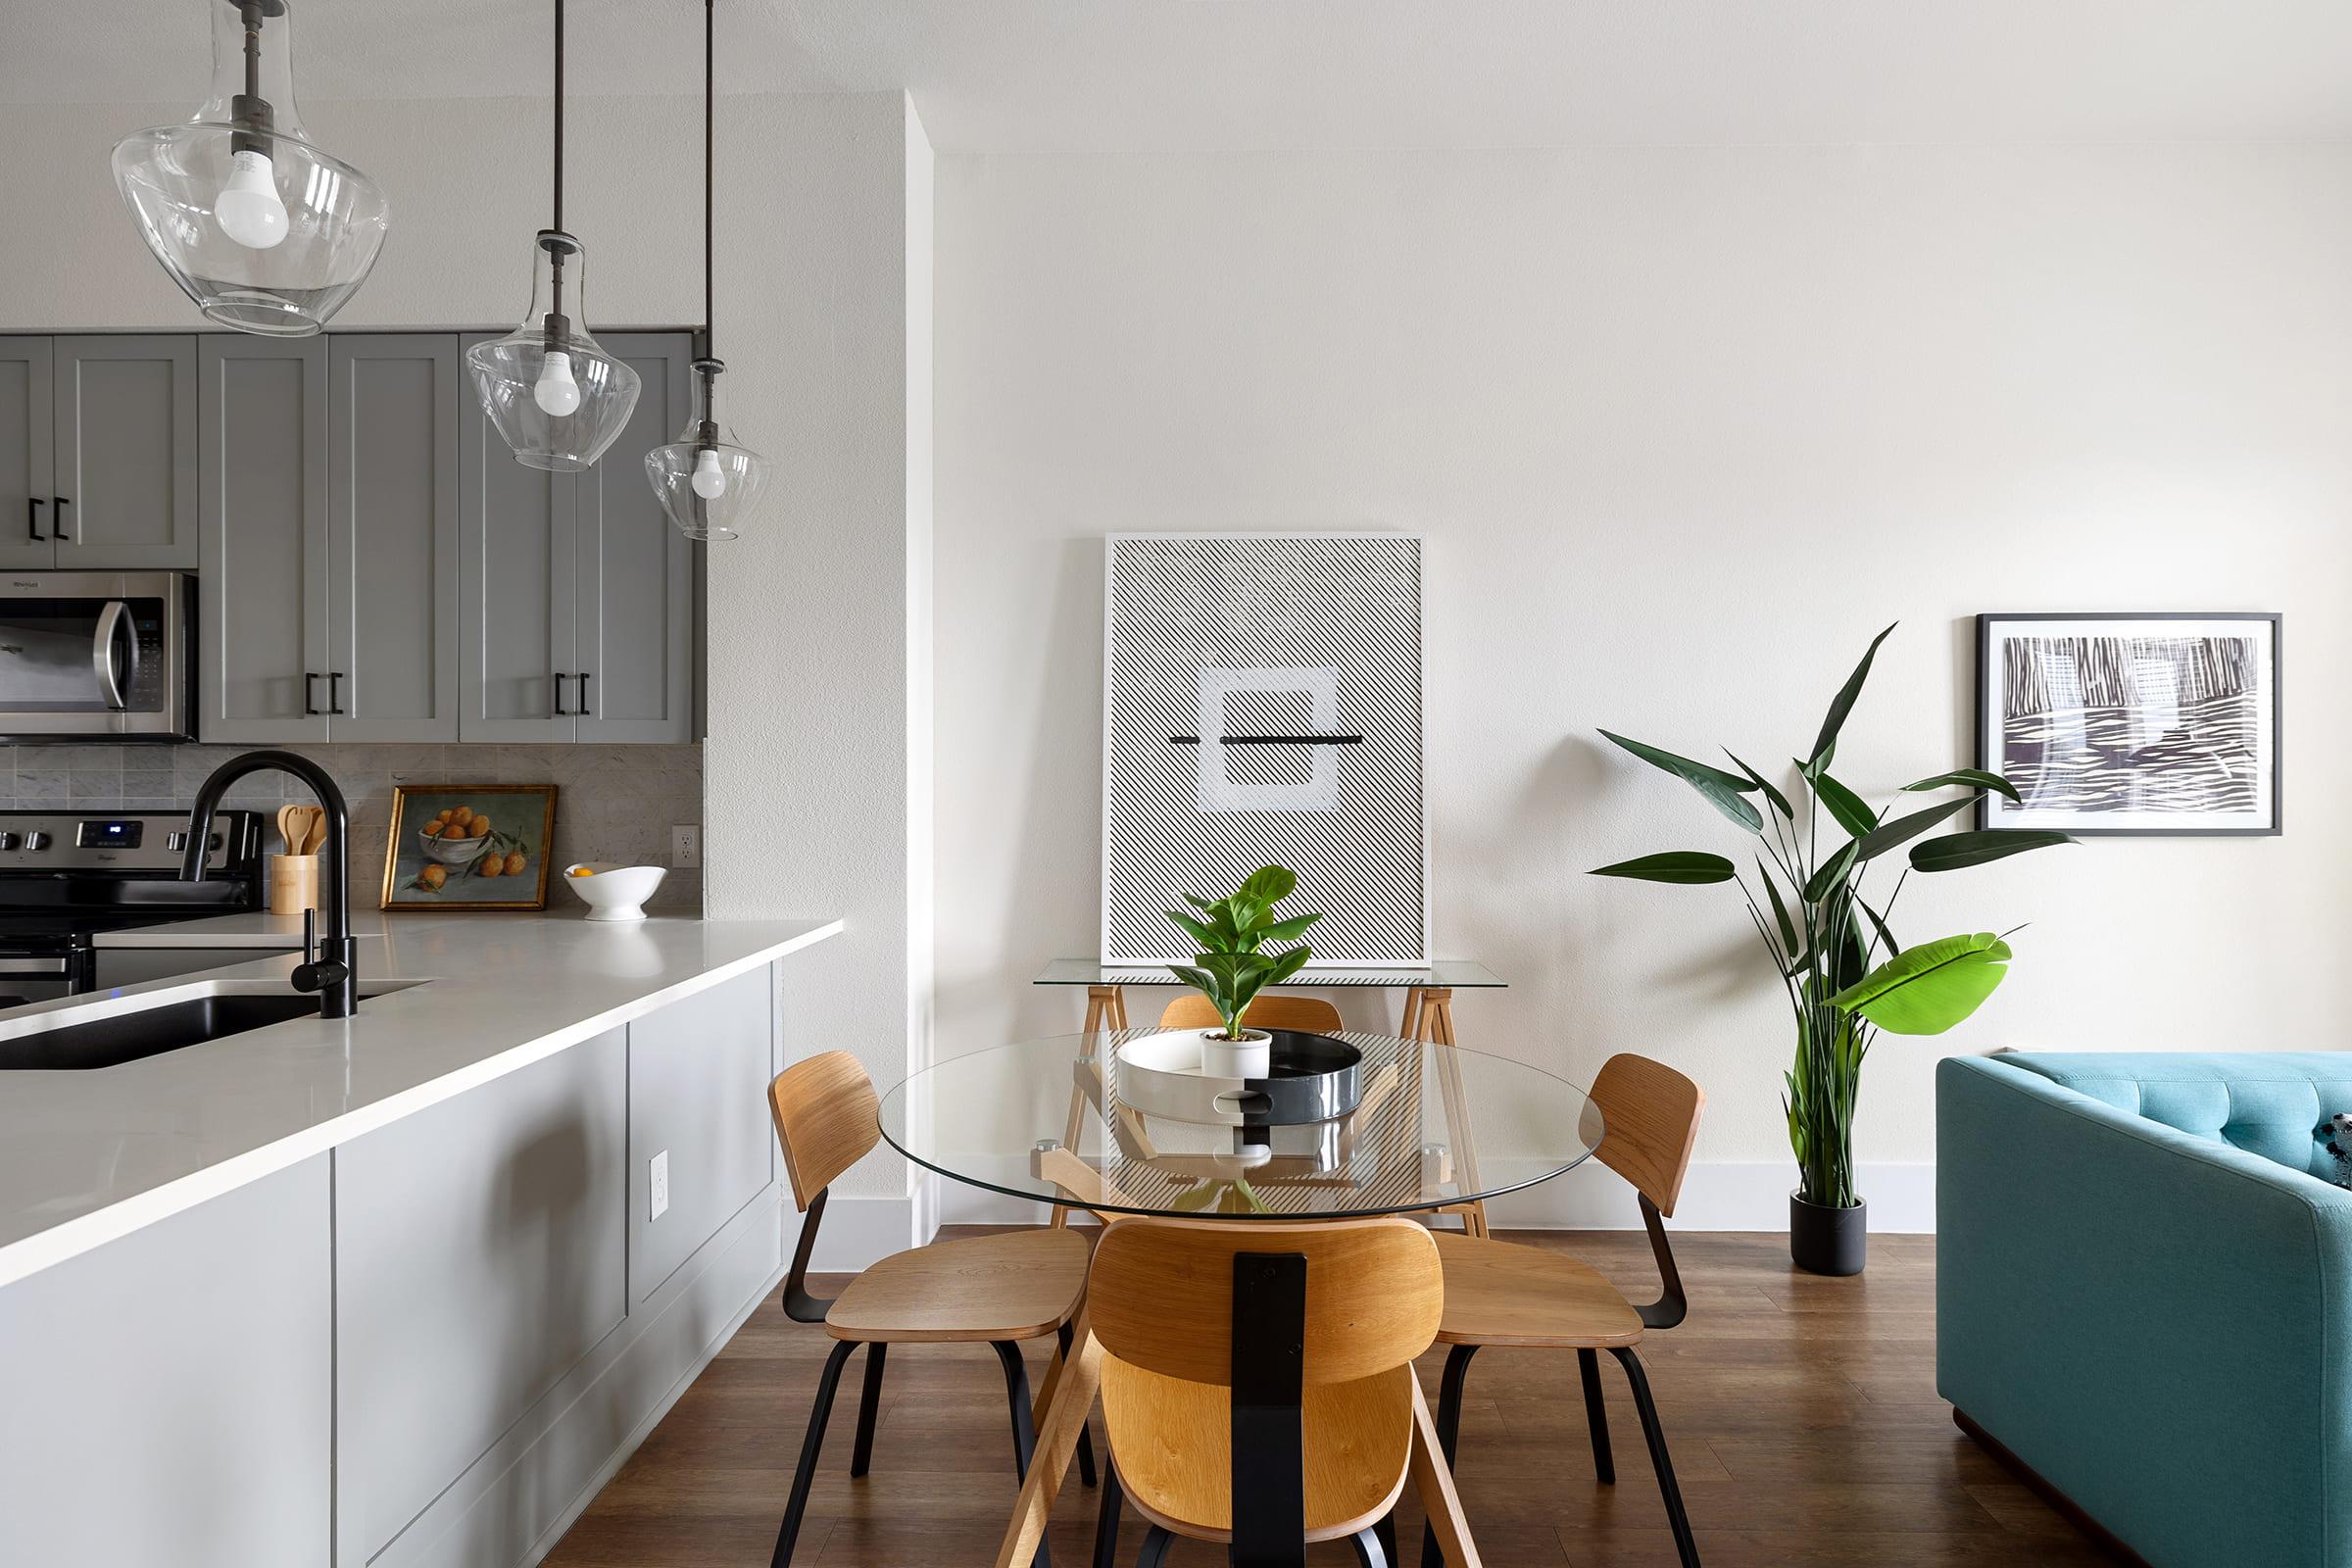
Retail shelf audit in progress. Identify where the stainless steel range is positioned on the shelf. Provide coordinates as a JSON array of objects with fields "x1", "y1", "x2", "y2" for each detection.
[{"x1": 0, "y1": 809, "x2": 264, "y2": 1007}]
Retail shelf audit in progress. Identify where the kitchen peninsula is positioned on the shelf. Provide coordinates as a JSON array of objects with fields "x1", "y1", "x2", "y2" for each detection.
[{"x1": 0, "y1": 913, "x2": 842, "y2": 1568}]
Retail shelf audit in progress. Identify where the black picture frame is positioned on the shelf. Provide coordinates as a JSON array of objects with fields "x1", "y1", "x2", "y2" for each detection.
[{"x1": 1973, "y1": 612, "x2": 2281, "y2": 837}]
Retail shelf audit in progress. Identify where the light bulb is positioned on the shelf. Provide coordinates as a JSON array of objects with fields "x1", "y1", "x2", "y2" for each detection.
[
  {"x1": 215, "y1": 148, "x2": 290, "y2": 249},
  {"x1": 533, "y1": 350, "x2": 582, "y2": 417},
  {"x1": 690, "y1": 448, "x2": 727, "y2": 500}
]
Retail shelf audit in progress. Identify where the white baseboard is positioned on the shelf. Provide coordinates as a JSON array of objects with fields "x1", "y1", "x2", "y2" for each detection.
[{"x1": 921, "y1": 1158, "x2": 1937, "y2": 1238}]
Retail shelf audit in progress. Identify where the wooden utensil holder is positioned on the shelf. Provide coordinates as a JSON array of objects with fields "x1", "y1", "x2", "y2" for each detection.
[{"x1": 270, "y1": 854, "x2": 320, "y2": 915}]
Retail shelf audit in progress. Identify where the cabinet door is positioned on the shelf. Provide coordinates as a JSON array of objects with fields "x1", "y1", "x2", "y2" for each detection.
[
  {"x1": 52, "y1": 334, "x2": 199, "y2": 568},
  {"x1": 328, "y1": 335, "x2": 459, "y2": 741},
  {"x1": 0, "y1": 337, "x2": 55, "y2": 570},
  {"x1": 578, "y1": 334, "x2": 696, "y2": 743},
  {"x1": 458, "y1": 332, "x2": 580, "y2": 741},
  {"x1": 199, "y1": 335, "x2": 328, "y2": 744}
]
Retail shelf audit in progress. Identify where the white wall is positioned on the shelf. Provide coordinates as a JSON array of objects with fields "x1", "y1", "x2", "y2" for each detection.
[
  {"x1": 0, "y1": 90, "x2": 932, "y2": 1208},
  {"x1": 933, "y1": 142, "x2": 2352, "y2": 1223}
]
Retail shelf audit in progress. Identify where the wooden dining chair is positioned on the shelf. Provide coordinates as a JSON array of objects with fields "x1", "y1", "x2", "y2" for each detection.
[
  {"x1": 1155, "y1": 993, "x2": 1345, "y2": 1034},
  {"x1": 1417, "y1": 1054, "x2": 1705, "y2": 1568},
  {"x1": 765, "y1": 1051, "x2": 1099, "y2": 1567},
  {"x1": 1085, "y1": 1215, "x2": 1483, "y2": 1568}
]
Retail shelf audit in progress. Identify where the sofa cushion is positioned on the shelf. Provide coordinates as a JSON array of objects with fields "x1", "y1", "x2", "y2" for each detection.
[{"x1": 1997, "y1": 1053, "x2": 2352, "y2": 1183}]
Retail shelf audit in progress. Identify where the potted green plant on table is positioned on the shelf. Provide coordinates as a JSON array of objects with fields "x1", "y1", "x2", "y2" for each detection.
[
  {"x1": 1163, "y1": 864, "x2": 1321, "y2": 1078},
  {"x1": 1592, "y1": 624, "x2": 2074, "y2": 1276}
]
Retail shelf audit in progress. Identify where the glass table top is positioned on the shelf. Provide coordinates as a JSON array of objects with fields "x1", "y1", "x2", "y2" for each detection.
[
  {"x1": 879, "y1": 1030, "x2": 1600, "y2": 1220},
  {"x1": 1034, "y1": 957, "x2": 1505, "y2": 989}
]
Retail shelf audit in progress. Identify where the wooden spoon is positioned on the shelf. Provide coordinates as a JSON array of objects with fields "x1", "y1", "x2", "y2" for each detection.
[
  {"x1": 301, "y1": 807, "x2": 327, "y2": 856},
  {"x1": 277, "y1": 805, "x2": 302, "y2": 856}
]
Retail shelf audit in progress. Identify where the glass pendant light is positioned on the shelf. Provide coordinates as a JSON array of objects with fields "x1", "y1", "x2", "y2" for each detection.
[
  {"x1": 112, "y1": 0, "x2": 390, "y2": 335},
  {"x1": 644, "y1": 0, "x2": 769, "y2": 541},
  {"x1": 466, "y1": 0, "x2": 640, "y2": 472}
]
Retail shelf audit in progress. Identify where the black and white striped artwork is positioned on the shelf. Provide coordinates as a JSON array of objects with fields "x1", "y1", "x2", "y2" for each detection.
[
  {"x1": 1102, "y1": 533, "x2": 1429, "y2": 964},
  {"x1": 1977, "y1": 613, "x2": 2280, "y2": 836}
]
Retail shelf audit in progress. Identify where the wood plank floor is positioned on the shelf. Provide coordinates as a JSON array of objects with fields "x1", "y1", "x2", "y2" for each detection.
[{"x1": 545, "y1": 1229, "x2": 2113, "y2": 1567}]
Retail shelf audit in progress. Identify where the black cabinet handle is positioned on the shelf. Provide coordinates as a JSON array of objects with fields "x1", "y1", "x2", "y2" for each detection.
[
  {"x1": 326, "y1": 671, "x2": 346, "y2": 716},
  {"x1": 26, "y1": 498, "x2": 42, "y2": 542},
  {"x1": 552, "y1": 672, "x2": 570, "y2": 716},
  {"x1": 52, "y1": 497, "x2": 69, "y2": 539},
  {"x1": 303, "y1": 671, "x2": 320, "y2": 715},
  {"x1": 576, "y1": 671, "x2": 591, "y2": 715}
]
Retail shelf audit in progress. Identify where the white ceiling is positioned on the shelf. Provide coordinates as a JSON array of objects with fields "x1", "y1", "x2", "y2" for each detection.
[{"x1": 10, "y1": 1, "x2": 2352, "y2": 152}]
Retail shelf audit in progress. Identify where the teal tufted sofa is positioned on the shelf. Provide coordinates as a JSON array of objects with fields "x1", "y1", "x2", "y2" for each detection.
[{"x1": 1939, "y1": 1054, "x2": 2352, "y2": 1568}]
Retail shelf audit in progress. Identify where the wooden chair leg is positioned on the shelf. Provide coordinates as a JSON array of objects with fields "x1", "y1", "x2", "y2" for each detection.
[
  {"x1": 771, "y1": 1339, "x2": 856, "y2": 1568},
  {"x1": 1406, "y1": 1377, "x2": 1483, "y2": 1568},
  {"x1": 1577, "y1": 1348, "x2": 1615, "y2": 1484},
  {"x1": 993, "y1": 1327, "x2": 1103, "y2": 1568},
  {"x1": 1057, "y1": 1320, "x2": 1099, "y2": 1488},
  {"x1": 849, "y1": 1342, "x2": 887, "y2": 1478},
  {"x1": 1611, "y1": 1348, "x2": 1700, "y2": 1567},
  {"x1": 1419, "y1": 1346, "x2": 1478, "y2": 1568}
]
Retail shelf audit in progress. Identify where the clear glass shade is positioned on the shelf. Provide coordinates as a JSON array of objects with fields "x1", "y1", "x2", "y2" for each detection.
[
  {"x1": 112, "y1": 0, "x2": 388, "y2": 335},
  {"x1": 466, "y1": 231, "x2": 642, "y2": 472},
  {"x1": 645, "y1": 361, "x2": 769, "y2": 540}
]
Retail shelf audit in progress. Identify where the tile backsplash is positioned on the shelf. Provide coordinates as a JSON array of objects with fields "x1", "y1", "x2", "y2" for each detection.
[{"x1": 0, "y1": 743, "x2": 704, "y2": 910}]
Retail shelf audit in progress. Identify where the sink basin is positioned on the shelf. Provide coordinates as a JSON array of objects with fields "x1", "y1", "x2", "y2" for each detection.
[{"x1": 0, "y1": 985, "x2": 417, "y2": 1071}]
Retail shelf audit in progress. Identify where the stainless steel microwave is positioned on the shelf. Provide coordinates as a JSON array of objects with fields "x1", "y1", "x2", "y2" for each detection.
[{"x1": 0, "y1": 573, "x2": 193, "y2": 740}]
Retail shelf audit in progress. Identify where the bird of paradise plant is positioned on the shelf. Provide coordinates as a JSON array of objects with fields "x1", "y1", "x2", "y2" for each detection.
[{"x1": 1591, "y1": 624, "x2": 2074, "y2": 1220}]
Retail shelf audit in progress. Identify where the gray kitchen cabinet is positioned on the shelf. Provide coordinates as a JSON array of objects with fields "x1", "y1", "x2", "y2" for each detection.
[
  {"x1": 460, "y1": 330, "x2": 695, "y2": 743},
  {"x1": 202, "y1": 334, "x2": 461, "y2": 743},
  {"x1": 52, "y1": 333, "x2": 200, "y2": 568},
  {"x1": 327, "y1": 335, "x2": 460, "y2": 741},
  {"x1": 627, "y1": 965, "x2": 775, "y2": 1305},
  {"x1": 0, "y1": 337, "x2": 55, "y2": 571},
  {"x1": 200, "y1": 335, "x2": 329, "y2": 744}
]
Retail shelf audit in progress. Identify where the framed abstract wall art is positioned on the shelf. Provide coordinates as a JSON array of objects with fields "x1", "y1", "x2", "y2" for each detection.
[
  {"x1": 1976, "y1": 612, "x2": 2280, "y2": 837},
  {"x1": 1102, "y1": 532, "x2": 1429, "y2": 964}
]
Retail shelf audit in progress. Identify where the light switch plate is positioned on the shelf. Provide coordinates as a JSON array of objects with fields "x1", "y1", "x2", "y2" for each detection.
[
  {"x1": 650, "y1": 1150, "x2": 670, "y2": 1221},
  {"x1": 671, "y1": 825, "x2": 701, "y2": 869}
]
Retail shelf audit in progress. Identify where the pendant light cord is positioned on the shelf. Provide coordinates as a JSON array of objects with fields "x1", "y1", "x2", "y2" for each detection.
[
  {"x1": 705, "y1": 0, "x2": 715, "y2": 354},
  {"x1": 552, "y1": 0, "x2": 565, "y2": 234}
]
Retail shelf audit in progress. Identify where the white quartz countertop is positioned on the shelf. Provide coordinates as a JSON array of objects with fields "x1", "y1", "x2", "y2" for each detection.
[
  {"x1": 0, "y1": 913, "x2": 843, "y2": 1289},
  {"x1": 91, "y1": 909, "x2": 395, "y2": 947}
]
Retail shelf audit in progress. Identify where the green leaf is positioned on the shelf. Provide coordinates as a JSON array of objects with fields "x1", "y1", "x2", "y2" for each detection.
[
  {"x1": 1724, "y1": 751, "x2": 1793, "y2": 820},
  {"x1": 1238, "y1": 865, "x2": 1297, "y2": 906},
  {"x1": 1166, "y1": 963, "x2": 1218, "y2": 996},
  {"x1": 1801, "y1": 839, "x2": 1860, "y2": 904},
  {"x1": 1589, "y1": 852, "x2": 1738, "y2": 885},
  {"x1": 1855, "y1": 896, "x2": 1901, "y2": 956},
  {"x1": 1808, "y1": 623, "x2": 1896, "y2": 768},
  {"x1": 1259, "y1": 911, "x2": 1322, "y2": 942},
  {"x1": 1599, "y1": 729, "x2": 1763, "y2": 833},
  {"x1": 1812, "y1": 771, "x2": 1879, "y2": 840},
  {"x1": 1757, "y1": 859, "x2": 1800, "y2": 957},
  {"x1": 1902, "y1": 768, "x2": 2022, "y2": 805},
  {"x1": 1856, "y1": 796, "x2": 1972, "y2": 860},
  {"x1": 1909, "y1": 829, "x2": 2076, "y2": 873},
  {"x1": 1828, "y1": 932, "x2": 2014, "y2": 1035},
  {"x1": 1801, "y1": 740, "x2": 1835, "y2": 782},
  {"x1": 1265, "y1": 945, "x2": 1312, "y2": 985},
  {"x1": 1163, "y1": 910, "x2": 1217, "y2": 949},
  {"x1": 1171, "y1": 1184, "x2": 1219, "y2": 1213}
]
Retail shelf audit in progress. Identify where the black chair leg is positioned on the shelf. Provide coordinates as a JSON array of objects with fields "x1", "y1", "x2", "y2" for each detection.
[
  {"x1": 1610, "y1": 1347, "x2": 1700, "y2": 1567},
  {"x1": 1373, "y1": 1512, "x2": 1398, "y2": 1565},
  {"x1": 1092, "y1": 1454, "x2": 1124, "y2": 1568},
  {"x1": 994, "y1": 1341, "x2": 1053, "y2": 1568},
  {"x1": 1135, "y1": 1524, "x2": 1175, "y2": 1568},
  {"x1": 1351, "y1": 1526, "x2": 1392, "y2": 1567},
  {"x1": 1058, "y1": 1320, "x2": 1100, "y2": 1488},
  {"x1": 770, "y1": 1339, "x2": 856, "y2": 1568},
  {"x1": 1418, "y1": 1344, "x2": 1478, "y2": 1568},
  {"x1": 849, "y1": 1342, "x2": 887, "y2": 1478},
  {"x1": 1576, "y1": 1348, "x2": 1616, "y2": 1485}
]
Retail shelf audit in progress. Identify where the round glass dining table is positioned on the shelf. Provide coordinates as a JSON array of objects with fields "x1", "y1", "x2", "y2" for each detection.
[{"x1": 879, "y1": 1029, "x2": 1605, "y2": 1220}]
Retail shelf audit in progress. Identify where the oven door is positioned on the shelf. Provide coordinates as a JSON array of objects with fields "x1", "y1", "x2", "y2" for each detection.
[
  {"x1": 0, "y1": 573, "x2": 191, "y2": 739},
  {"x1": 0, "y1": 950, "x2": 91, "y2": 1010}
]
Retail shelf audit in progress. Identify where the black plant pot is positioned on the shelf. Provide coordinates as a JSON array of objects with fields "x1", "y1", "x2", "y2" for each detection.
[{"x1": 1789, "y1": 1192, "x2": 1867, "y2": 1276}]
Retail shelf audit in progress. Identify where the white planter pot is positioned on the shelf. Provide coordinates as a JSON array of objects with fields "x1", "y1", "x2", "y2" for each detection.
[{"x1": 1198, "y1": 1027, "x2": 1272, "y2": 1079}]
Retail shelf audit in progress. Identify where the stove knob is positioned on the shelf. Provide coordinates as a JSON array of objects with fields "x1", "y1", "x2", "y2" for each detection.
[
  {"x1": 24, "y1": 831, "x2": 51, "y2": 851},
  {"x1": 0, "y1": 833, "x2": 18, "y2": 851}
]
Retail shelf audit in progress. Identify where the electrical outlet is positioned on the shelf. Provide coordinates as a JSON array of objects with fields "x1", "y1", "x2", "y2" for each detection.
[
  {"x1": 670, "y1": 825, "x2": 701, "y2": 869},
  {"x1": 650, "y1": 1150, "x2": 669, "y2": 1221}
]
